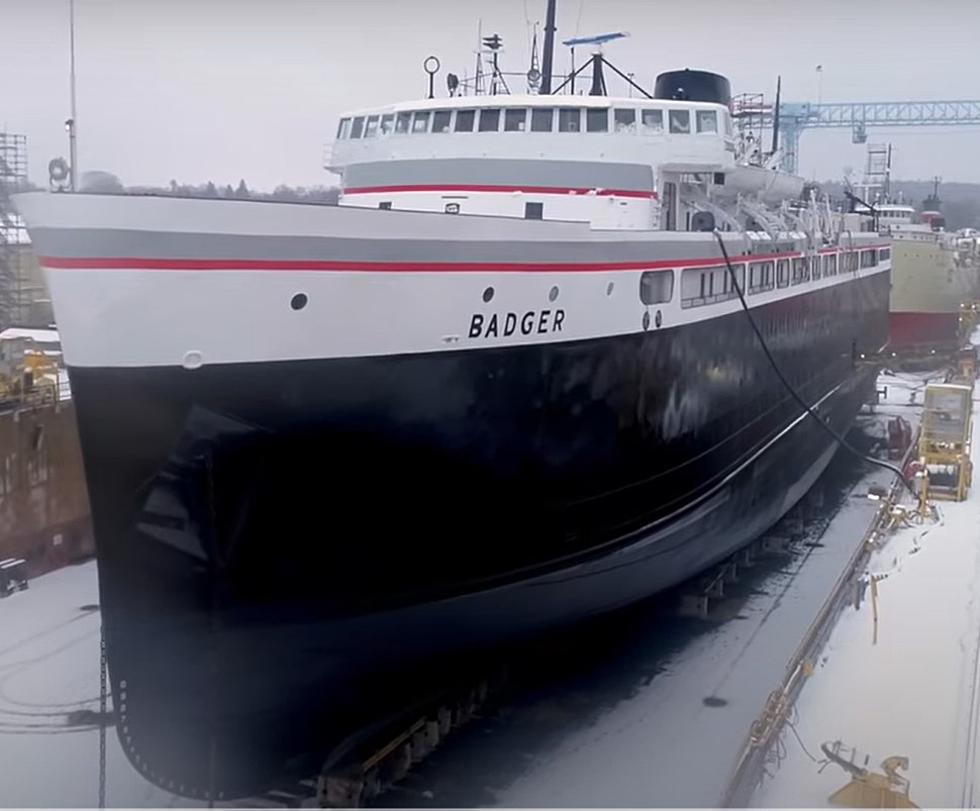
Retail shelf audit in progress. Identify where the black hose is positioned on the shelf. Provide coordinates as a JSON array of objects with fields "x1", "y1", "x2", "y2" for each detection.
[{"x1": 712, "y1": 231, "x2": 917, "y2": 499}]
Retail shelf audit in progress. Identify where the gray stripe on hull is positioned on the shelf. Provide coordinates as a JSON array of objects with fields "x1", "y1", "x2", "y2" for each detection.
[
  {"x1": 32, "y1": 228, "x2": 769, "y2": 265},
  {"x1": 342, "y1": 158, "x2": 654, "y2": 192}
]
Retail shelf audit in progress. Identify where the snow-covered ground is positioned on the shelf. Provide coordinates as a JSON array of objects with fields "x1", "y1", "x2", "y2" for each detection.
[
  {"x1": 0, "y1": 561, "x2": 191, "y2": 807},
  {"x1": 754, "y1": 380, "x2": 980, "y2": 808}
]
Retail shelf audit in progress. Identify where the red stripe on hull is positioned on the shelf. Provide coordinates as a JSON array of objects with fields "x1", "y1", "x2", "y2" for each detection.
[
  {"x1": 38, "y1": 247, "x2": 890, "y2": 273},
  {"x1": 342, "y1": 184, "x2": 657, "y2": 199},
  {"x1": 889, "y1": 311, "x2": 959, "y2": 348}
]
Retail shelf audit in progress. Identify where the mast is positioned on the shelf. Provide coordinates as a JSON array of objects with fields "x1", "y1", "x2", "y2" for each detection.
[
  {"x1": 68, "y1": 0, "x2": 78, "y2": 191},
  {"x1": 770, "y1": 75, "x2": 781, "y2": 156},
  {"x1": 540, "y1": 0, "x2": 557, "y2": 94}
]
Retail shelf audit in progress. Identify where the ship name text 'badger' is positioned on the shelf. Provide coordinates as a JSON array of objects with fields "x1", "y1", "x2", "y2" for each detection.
[{"x1": 468, "y1": 309, "x2": 566, "y2": 339}]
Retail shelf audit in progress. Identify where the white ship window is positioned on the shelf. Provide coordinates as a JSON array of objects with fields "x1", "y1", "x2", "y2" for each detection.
[
  {"x1": 337, "y1": 118, "x2": 351, "y2": 139},
  {"x1": 525, "y1": 202, "x2": 544, "y2": 220},
  {"x1": 432, "y1": 110, "x2": 453, "y2": 133},
  {"x1": 776, "y1": 259, "x2": 790, "y2": 288},
  {"x1": 828, "y1": 254, "x2": 838, "y2": 275},
  {"x1": 395, "y1": 112, "x2": 411, "y2": 133},
  {"x1": 350, "y1": 116, "x2": 365, "y2": 139},
  {"x1": 478, "y1": 108, "x2": 501, "y2": 132},
  {"x1": 411, "y1": 111, "x2": 431, "y2": 133},
  {"x1": 809, "y1": 255, "x2": 821, "y2": 280},
  {"x1": 723, "y1": 112, "x2": 733, "y2": 136},
  {"x1": 380, "y1": 114, "x2": 395, "y2": 135},
  {"x1": 531, "y1": 108, "x2": 554, "y2": 132},
  {"x1": 586, "y1": 108, "x2": 609, "y2": 133},
  {"x1": 614, "y1": 109, "x2": 637, "y2": 132},
  {"x1": 364, "y1": 115, "x2": 380, "y2": 138},
  {"x1": 641, "y1": 109, "x2": 664, "y2": 133},
  {"x1": 669, "y1": 110, "x2": 691, "y2": 134},
  {"x1": 455, "y1": 109, "x2": 476, "y2": 132},
  {"x1": 378, "y1": 201, "x2": 392, "y2": 210},
  {"x1": 791, "y1": 257, "x2": 808, "y2": 284},
  {"x1": 879, "y1": 247, "x2": 891, "y2": 262},
  {"x1": 558, "y1": 107, "x2": 582, "y2": 132},
  {"x1": 748, "y1": 261, "x2": 774, "y2": 293},
  {"x1": 696, "y1": 110, "x2": 718, "y2": 134},
  {"x1": 504, "y1": 108, "x2": 528, "y2": 132},
  {"x1": 639, "y1": 270, "x2": 674, "y2": 305},
  {"x1": 681, "y1": 265, "x2": 741, "y2": 308},
  {"x1": 860, "y1": 249, "x2": 877, "y2": 268}
]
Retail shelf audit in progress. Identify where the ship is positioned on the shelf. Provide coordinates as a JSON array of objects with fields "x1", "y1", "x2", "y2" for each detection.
[
  {"x1": 14, "y1": 36, "x2": 890, "y2": 798},
  {"x1": 861, "y1": 159, "x2": 980, "y2": 354}
]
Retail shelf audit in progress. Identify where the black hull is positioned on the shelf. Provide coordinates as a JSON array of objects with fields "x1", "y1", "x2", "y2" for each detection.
[{"x1": 75, "y1": 273, "x2": 888, "y2": 798}]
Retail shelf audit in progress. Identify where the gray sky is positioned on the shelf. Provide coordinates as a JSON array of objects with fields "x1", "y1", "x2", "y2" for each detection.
[{"x1": 5, "y1": 0, "x2": 980, "y2": 190}]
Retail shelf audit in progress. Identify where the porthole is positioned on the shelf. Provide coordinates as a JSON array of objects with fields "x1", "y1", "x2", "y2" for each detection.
[
  {"x1": 482, "y1": 286, "x2": 495, "y2": 303},
  {"x1": 548, "y1": 285, "x2": 559, "y2": 302},
  {"x1": 642, "y1": 311, "x2": 651, "y2": 331},
  {"x1": 290, "y1": 293, "x2": 308, "y2": 311},
  {"x1": 606, "y1": 282, "x2": 615, "y2": 296}
]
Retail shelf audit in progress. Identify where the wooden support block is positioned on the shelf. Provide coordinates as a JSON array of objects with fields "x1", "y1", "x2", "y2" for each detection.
[
  {"x1": 679, "y1": 594, "x2": 710, "y2": 618},
  {"x1": 318, "y1": 773, "x2": 363, "y2": 809},
  {"x1": 723, "y1": 561, "x2": 739, "y2": 584},
  {"x1": 703, "y1": 575, "x2": 724, "y2": 599},
  {"x1": 738, "y1": 547, "x2": 755, "y2": 567}
]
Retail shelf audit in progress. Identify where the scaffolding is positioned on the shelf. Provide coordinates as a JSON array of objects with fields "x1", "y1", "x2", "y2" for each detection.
[{"x1": 0, "y1": 133, "x2": 28, "y2": 330}]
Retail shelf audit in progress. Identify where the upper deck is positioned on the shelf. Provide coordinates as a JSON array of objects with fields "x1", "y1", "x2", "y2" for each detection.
[{"x1": 328, "y1": 94, "x2": 734, "y2": 174}]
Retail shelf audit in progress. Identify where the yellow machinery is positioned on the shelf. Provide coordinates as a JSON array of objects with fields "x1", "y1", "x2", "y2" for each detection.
[
  {"x1": 959, "y1": 300, "x2": 980, "y2": 344},
  {"x1": 822, "y1": 741, "x2": 918, "y2": 808},
  {"x1": 0, "y1": 336, "x2": 59, "y2": 407},
  {"x1": 918, "y1": 383, "x2": 973, "y2": 501}
]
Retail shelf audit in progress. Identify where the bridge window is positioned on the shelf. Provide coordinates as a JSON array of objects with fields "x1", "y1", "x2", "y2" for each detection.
[
  {"x1": 478, "y1": 108, "x2": 500, "y2": 132},
  {"x1": 879, "y1": 247, "x2": 891, "y2": 262},
  {"x1": 411, "y1": 111, "x2": 430, "y2": 133},
  {"x1": 395, "y1": 112, "x2": 411, "y2": 133},
  {"x1": 432, "y1": 110, "x2": 453, "y2": 133},
  {"x1": 455, "y1": 109, "x2": 476, "y2": 132},
  {"x1": 380, "y1": 114, "x2": 395, "y2": 135},
  {"x1": 586, "y1": 108, "x2": 609, "y2": 132},
  {"x1": 364, "y1": 115, "x2": 380, "y2": 138},
  {"x1": 525, "y1": 202, "x2": 544, "y2": 220},
  {"x1": 350, "y1": 116, "x2": 365, "y2": 139},
  {"x1": 861, "y1": 249, "x2": 877, "y2": 268},
  {"x1": 827, "y1": 254, "x2": 838, "y2": 275},
  {"x1": 809, "y1": 255, "x2": 821, "y2": 280},
  {"x1": 558, "y1": 107, "x2": 582, "y2": 132},
  {"x1": 337, "y1": 118, "x2": 351, "y2": 139},
  {"x1": 669, "y1": 110, "x2": 691, "y2": 134},
  {"x1": 696, "y1": 110, "x2": 718, "y2": 133},
  {"x1": 639, "y1": 270, "x2": 674, "y2": 305},
  {"x1": 614, "y1": 108, "x2": 637, "y2": 132},
  {"x1": 531, "y1": 108, "x2": 554, "y2": 132},
  {"x1": 641, "y1": 109, "x2": 664, "y2": 133},
  {"x1": 504, "y1": 108, "x2": 528, "y2": 132}
]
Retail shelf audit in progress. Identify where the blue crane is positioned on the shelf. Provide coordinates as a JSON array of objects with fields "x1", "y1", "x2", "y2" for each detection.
[{"x1": 771, "y1": 100, "x2": 980, "y2": 173}]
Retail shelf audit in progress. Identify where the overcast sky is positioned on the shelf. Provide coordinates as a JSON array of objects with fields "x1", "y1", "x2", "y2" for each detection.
[{"x1": 4, "y1": 0, "x2": 980, "y2": 190}]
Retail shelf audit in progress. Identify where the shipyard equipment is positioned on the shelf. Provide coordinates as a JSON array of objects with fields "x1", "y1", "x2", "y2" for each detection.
[
  {"x1": 822, "y1": 741, "x2": 918, "y2": 808},
  {"x1": 918, "y1": 383, "x2": 973, "y2": 501}
]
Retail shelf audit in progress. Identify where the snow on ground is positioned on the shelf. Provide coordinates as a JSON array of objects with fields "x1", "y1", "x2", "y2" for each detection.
[
  {"x1": 754, "y1": 386, "x2": 980, "y2": 808},
  {"x1": 484, "y1": 468, "x2": 894, "y2": 808},
  {"x1": 0, "y1": 561, "x2": 193, "y2": 807}
]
